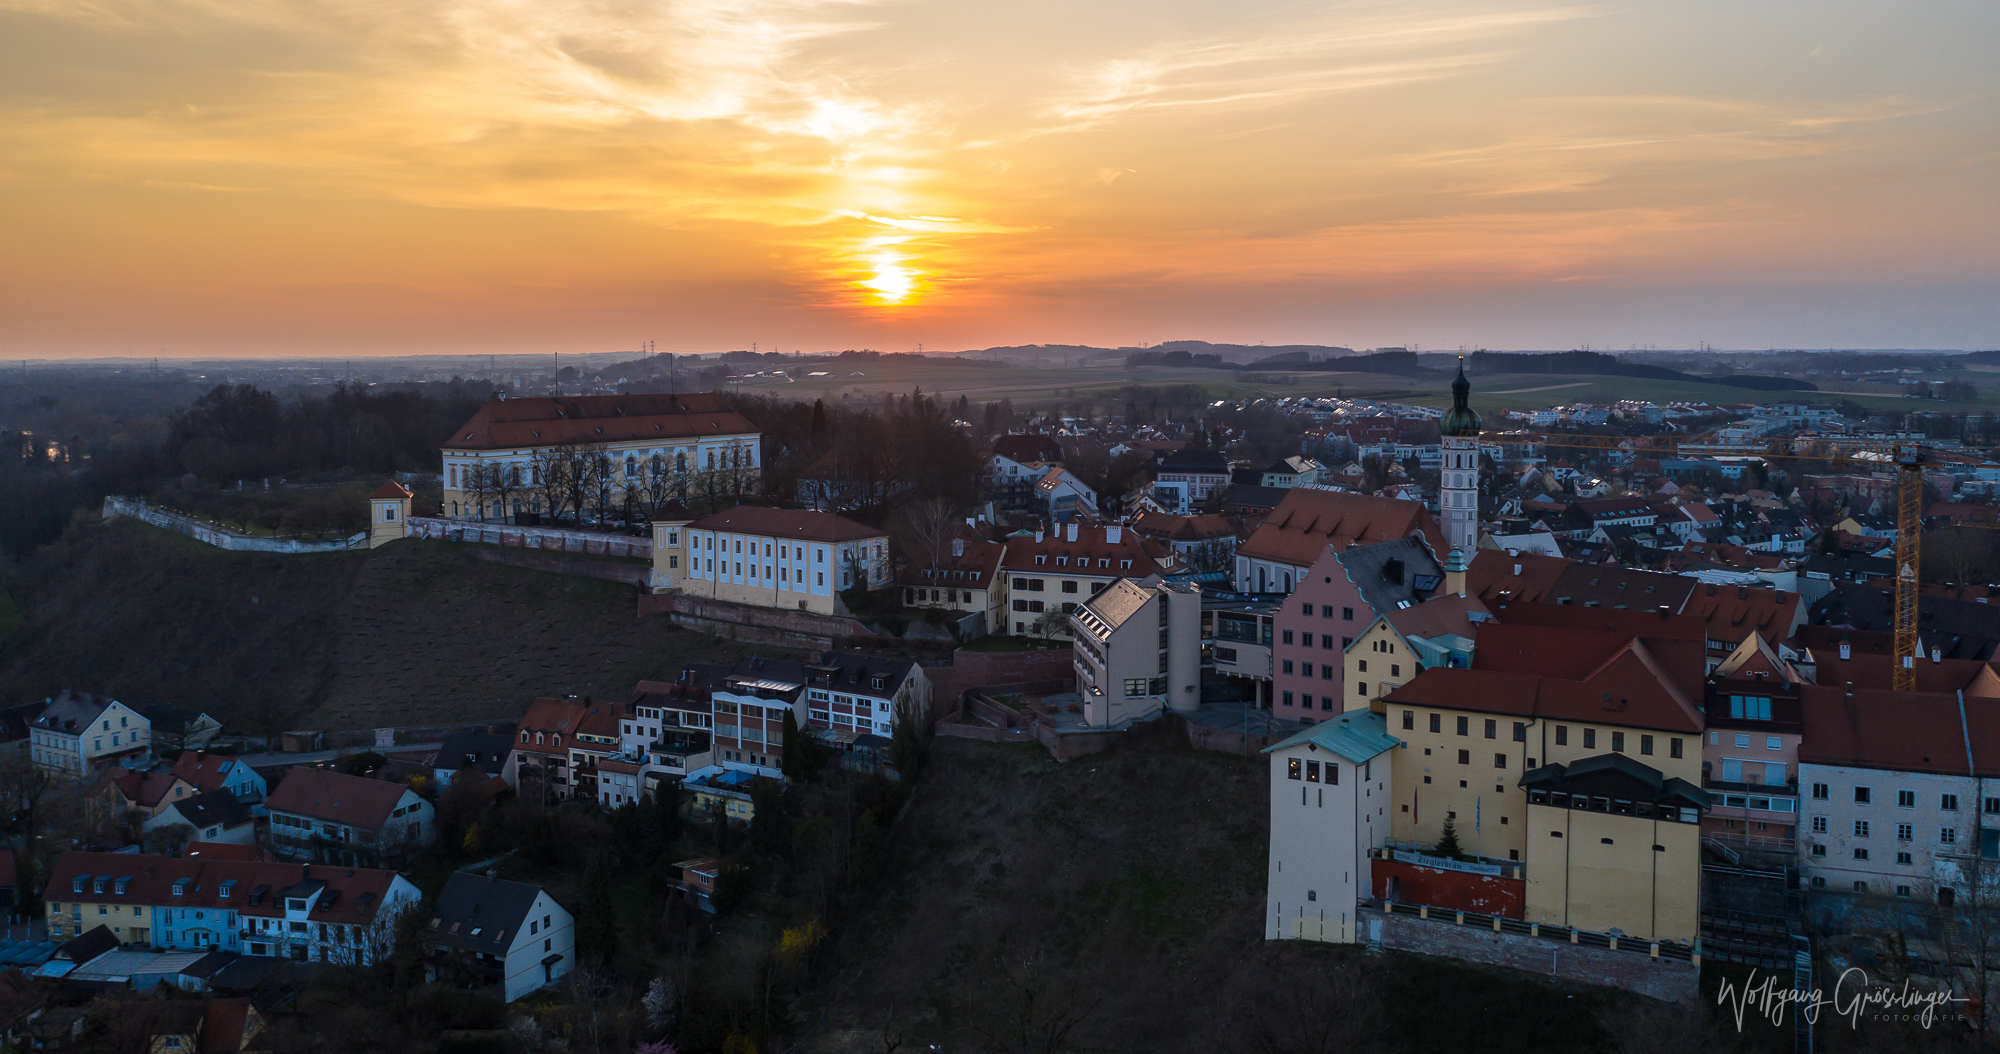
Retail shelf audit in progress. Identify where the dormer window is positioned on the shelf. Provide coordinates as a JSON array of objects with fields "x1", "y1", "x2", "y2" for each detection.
[
  {"x1": 72, "y1": 877, "x2": 85, "y2": 894},
  {"x1": 93, "y1": 877, "x2": 107, "y2": 895},
  {"x1": 520, "y1": 730, "x2": 528, "y2": 742},
  {"x1": 220, "y1": 881, "x2": 235, "y2": 899},
  {"x1": 173, "y1": 880, "x2": 187, "y2": 897},
  {"x1": 115, "y1": 877, "x2": 129, "y2": 895},
  {"x1": 1035, "y1": 555, "x2": 1046, "y2": 565}
]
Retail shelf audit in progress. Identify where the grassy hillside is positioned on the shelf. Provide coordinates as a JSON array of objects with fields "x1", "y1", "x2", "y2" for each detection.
[
  {"x1": 796, "y1": 727, "x2": 1692, "y2": 1054},
  {"x1": 0, "y1": 519, "x2": 757, "y2": 734}
]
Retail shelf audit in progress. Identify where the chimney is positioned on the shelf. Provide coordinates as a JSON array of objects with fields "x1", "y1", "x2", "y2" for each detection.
[
  {"x1": 1106, "y1": 525, "x2": 1122, "y2": 544},
  {"x1": 1067, "y1": 521, "x2": 1079, "y2": 543},
  {"x1": 1932, "y1": 647, "x2": 1942, "y2": 664},
  {"x1": 1035, "y1": 529, "x2": 1044, "y2": 543},
  {"x1": 1656, "y1": 605, "x2": 1669, "y2": 618},
  {"x1": 1513, "y1": 563, "x2": 1522, "y2": 576}
]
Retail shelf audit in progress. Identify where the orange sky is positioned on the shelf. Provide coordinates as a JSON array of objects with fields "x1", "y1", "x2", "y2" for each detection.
[{"x1": 2, "y1": 0, "x2": 1995, "y2": 356}]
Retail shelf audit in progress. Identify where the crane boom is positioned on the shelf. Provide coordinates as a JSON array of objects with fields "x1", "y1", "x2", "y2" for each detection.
[{"x1": 1893, "y1": 444, "x2": 1925, "y2": 692}]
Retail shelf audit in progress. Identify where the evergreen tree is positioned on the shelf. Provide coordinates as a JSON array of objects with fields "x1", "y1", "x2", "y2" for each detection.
[
  {"x1": 749, "y1": 777, "x2": 787, "y2": 856},
  {"x1": 577, "y1": 849, "x2": 617, "y2": 964},
  {"x1": 710, "y1": 800, "x2": 731, "y2": 854},
  {"x1": 635, "y1": 795, "x2": 664, "y2": 862},
  {"x1": 810, "y1": 399, "x2": 827, "y2": 437},
  {"x1": 1436, "y1": 816, "x2": 1463, "y2": 858}
]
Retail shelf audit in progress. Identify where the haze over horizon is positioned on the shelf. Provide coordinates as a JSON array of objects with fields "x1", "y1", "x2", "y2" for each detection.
[{"x1": 3, "y1": 0, "x2": 1995, "y2": 358}]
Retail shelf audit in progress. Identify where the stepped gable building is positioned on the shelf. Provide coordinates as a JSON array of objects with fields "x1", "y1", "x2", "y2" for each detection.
[
  {"x1": 1234, "y1": 488, "x2": 1446, "y2": 595},
  {"x1": 440, "y1": 392, "x2": 761, "y2": 521}
]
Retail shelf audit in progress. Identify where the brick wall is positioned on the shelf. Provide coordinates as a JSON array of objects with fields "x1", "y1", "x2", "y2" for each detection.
[
  {"x1": 931, "y1": 647, "x2": 1077, "y2": 705},
  {"x1": 1371, "y1": 910, "x2": 1697, "y2": 1004}
]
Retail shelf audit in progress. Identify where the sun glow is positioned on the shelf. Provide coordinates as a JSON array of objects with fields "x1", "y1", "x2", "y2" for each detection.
[{"x1": 857, "y1": 243, "x2": 920, "y2": 305}]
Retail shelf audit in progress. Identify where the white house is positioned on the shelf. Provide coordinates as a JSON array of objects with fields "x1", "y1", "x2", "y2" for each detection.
[
  {"x1": 425, "y1": 872, "x2": 575, "y2": 1002},
  {"x1": 29, "y1": 691, "x2": 150, "y2": 777},
  {"x1": 265, "y1": 767, "x2": 435, "y2": 866},
  {"x1": 1263, "y1": 711, "x2": 1400, "y2": 944},
  {"x1": 148, "y1": 789, "x2": 258, "y2": 845}
]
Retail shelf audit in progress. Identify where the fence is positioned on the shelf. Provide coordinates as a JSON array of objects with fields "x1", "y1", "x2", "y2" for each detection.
[
  {"x1": 405, "y1": 516, "x2": 652, "y2": 559},
  {"x1": 1365, "y1": 900, "x2": 1700, "y2": 1004},
  {"x1": 104, "y1": 497, "x2": 367, "y2": 553}
]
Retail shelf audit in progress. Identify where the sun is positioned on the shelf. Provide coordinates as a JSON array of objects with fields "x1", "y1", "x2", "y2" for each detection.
[{"x1": 859, "y1": 250, "x2": 917, "y2": 305}]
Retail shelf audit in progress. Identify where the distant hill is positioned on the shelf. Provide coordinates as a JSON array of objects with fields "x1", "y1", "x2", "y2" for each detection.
[{"x1": 0, "y1": 520, "x2": 756, "y2": 735}]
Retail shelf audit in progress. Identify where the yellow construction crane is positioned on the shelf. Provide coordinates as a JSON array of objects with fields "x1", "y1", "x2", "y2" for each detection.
[{"x1": 1893, "y1": 443, "x2": 1925, "y2": 692}]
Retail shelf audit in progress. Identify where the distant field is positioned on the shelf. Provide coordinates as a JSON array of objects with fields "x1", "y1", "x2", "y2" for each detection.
[{"x1": 727, "y1": 359, "x2": 1999, "y2": 412}]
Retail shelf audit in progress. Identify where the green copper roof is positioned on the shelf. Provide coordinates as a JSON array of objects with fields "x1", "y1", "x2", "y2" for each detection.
[{"x1": 1440, "y1": 358, "x2": 1482, "y2": 437}]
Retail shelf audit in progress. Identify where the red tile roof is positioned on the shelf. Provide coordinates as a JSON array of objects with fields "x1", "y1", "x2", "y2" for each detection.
[
  {"x1": 105, "y1": 769, "x2": 188, "y2": 810},
  {"x1": 171, "y1": 752, "x2": 244, "y2": 795},
  {"x1": 370, "y1": 480, "x2": 412, "y2": 500},
  {"x1": 201, "y1": 997, "x2": 254, "y2": 1053},
  {"x1": 41, "y1": 852, "x2": 406, "y2": 923},
  {"x1": 265, "y1": 767, "x2": 412, "y2": 829},
  {"x1": 1389, "y1": 635, "x2": 1703, "y2": 734},
  {"x1": 1465, "y1": 549, "x2": 1571, "y2": 605},
  {"x1": 1798, "y1": 687, "x2": 2000, "y2": 777},
  {"x1": 443, "y1": 392, "x2": 755, "y2": 452},
  {"x1": 1130, "y1": 511, "x2": 1238, "y2": 543},
  {"x1": 1237, "y1": 489, "x2": 1445, "y2": 567},
  {"x1": 898, "y1": 538, "x2": 1006, "y2": 589},
  {"x1": 1681, "y1": 581, "x2": 1800, "y2": 645},
  {"x1": 685, "y1": 505, "x2": 885, "y2": 544},
  {"x1": 1000, "y1": 525, "x2": 1178, "y2": 577}
]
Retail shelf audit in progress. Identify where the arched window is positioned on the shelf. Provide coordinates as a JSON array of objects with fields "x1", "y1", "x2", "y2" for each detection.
[
  {"x1": 676, "y1": 452, "x2": 687, "y2": 474},
  {"x1": 625, "y1": 455, "x2": 638, "y2": 479},
  {"x1": 707, "y1": 451, "x2": 717, "y2": 471}
]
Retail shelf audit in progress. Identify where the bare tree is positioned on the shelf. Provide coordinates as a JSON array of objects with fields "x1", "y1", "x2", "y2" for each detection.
[
  {"x1": 462, "y1": 461, "x2": 496, "y2": 521},
  {"x1": 1183, "y1": 538, "x2": 1235, "y2": 575},
  {"x1": 531, "y1": 447, "x2": 572, "y2": 521},
  {"x1": 969, "y1": 952, "x2": 1102, "y2": 1054},
  {"x1": 898, "y1": 498, "x2": 962, "y2": 607},
  {"x1": 0, "y1": 752, "x2": 66, "y2": 906}
]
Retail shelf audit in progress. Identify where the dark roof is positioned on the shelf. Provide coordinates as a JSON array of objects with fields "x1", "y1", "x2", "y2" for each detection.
[
  {"x1": 434, "y1": 732, "x2": 514, "y2": 777},
  {"x1": 0, "y1": 703, "x2": 44, "y2": 745},
  {"x1": 207, "y1": 954, "x2": 285, "y2": 994},
  {"x1": 1156, "y1": 449, "x2": 1230, "y2": 473},
  {"x1": 1810, "y1": 585, "x2": 2000, "y2": 661},
  {"x1": 684, "y1": 505, "x2": 885, "y2": 544},
  {"x1": 443, "y1": 392, "x2": 755, "y2": 451},
  {"x1": 1465, "y1": 549, "x2": 1571, "y2": 605},
  {"x1": 1518, "y1": 754, "x2": 1708, "y2": 808},
  {"x1": 428, "y1": 872, "x2": 546, "y2": 956},
  {"x1": 264, "y1": 768, "x2": 412, "y2": 828},
  {"x1": 171, "y1": 752, "x2": 250, "y2": 795},
  {"x1": 1331, "y1": 537, "x2": 1445, "y2": 616},
  {"x1": 1546, "y1": 564, "x2": 1697, "y2": 612},
  {"x1": 57, "y1": 925, "x2": 119, "y2": 964},
  {"x1": 32, "y1": 690, "x2": 120, "y2": 735},
  {"x1": 992, "y1": 434, "x2": 1064, "y2": 464},
  {"x1": 201, "y1": 996, "x2": 254, "y2": 1053},
  {"x1": 162, "y1": 790, "x2": 255, "y2": 832},
  {"x1": 1223, "y1": 483, "x2": 1290, "y2": 511}
]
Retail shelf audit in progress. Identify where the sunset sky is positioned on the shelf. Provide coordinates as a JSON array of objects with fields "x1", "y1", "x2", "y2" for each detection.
[{"x1": 2, "y1": 0, "x2": 1995, "y2": 357}]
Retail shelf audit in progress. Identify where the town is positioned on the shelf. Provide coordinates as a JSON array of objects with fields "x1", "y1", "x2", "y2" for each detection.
[{"x1": 1, "y1": 347, "x2": 1998, "y2": 1053}]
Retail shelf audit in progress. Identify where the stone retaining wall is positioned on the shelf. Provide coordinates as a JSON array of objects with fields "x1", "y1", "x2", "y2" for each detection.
[
  {"x1": 405, "y1": 516, "x2": 652, "y2": 559},
  {"x1": 1370, "y1": 908, "x2": 1698, "y2": 1004},
  {"x1": 469, "y1": 549, "x2": 649, "y2": 586},
  {"x1": 104, "y1": 497, "x2": 366, "y2": 552}
]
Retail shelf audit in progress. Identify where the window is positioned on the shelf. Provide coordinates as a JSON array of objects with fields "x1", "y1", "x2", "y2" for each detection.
[
  {"x1": 1282, "y1": 631, "x2": 1294, "y2": 645},
  {"x1": 1457, "y1": 749, "x2": 1469, "y2": 765},
  {"x1": 1429, "y1": 714, "x2": 1441, "y2": 733},
  {"x1": 1282, "y1": 692, "x2": 1294, "y2": 707},
  {"x1": 1898, "y1": 790, "x2": 1915, "y2": 808},
  {"x1": 1853, "y1": 850, "x2": 1869, "y2": 862},
  {"x1": 1555, "y1": 725, "x2": 1568, "y2": 746},
  {"x1": 1812, "y1": 783, "x2": 1830, "y2": 800},
  {"x1": 1766, "y1": 737, "x2": 1782, "y2": 751},
  {"x1": 1897, "y1": 823, "x2": 1913, "y2": 840},
  {"x1": 1123, "y1": 679, "x2": 1148, "y2": 697},
  {"x1": 1456, "y1": 716, "x2": 1468, "y2": 736},
  {"x1": 1513, "y1": 722, "x2": 1527, "y2": 742},
  {"x1": 1288, "y1": 758, "x2": 1302, "y2": 780},
  {"x1": 1941, "y1": 827, "x2": 1958, "y2": 845},
  {"x1": 1306, "y1": 761, "x2": 1320, "y2": 782},
  {"x1": 1855, "y1": 787, "x2": 1872, "y2": 804},
  {"x1": 1897, "y1": 852, "x2": 1914, "y2": 865},
  {"x1": 1403, "y1": 711, "x2": 1415, "y2": 730},
  {"x1": 1611, "y1": 731, "x2": 1625, "y2": 753},
  {"x1": 1343, "y1": 607, "x2": 1356, "y2": 621},
  {"x1": 1640, "y1": 735, "x2": 1654, "y2": 756},
  {"x1": 1811, "y1": 845, "x2": 1826, "y2": 857},
  {"x1": 1942, "y1": 794, "x2": 1960, "y2": 812},
  {"x1": 1897, "y1": 885, "x2": 1912, "y2": 897},
  {"x1": 1494, "y1": 754, "x2": 1508, "y2": 769},
  {"x1": 1282, "y1": 661, "x2": 1294, "y2": 675},
  {"x1": 1854, "y1": 820, "x2": 1870, "y2": 838},
  {"x1": 1356, "y1": 683, "x2": 1368, "y2": 696},
  {"x1": 1483, "y1": 720, "x2": 1496, "y2": 739},
  {"x1": 1583, "y1": 728, "x2": 1596, "y2": 749},
  {"x1": 1811, "y1": 816, "x2": 1827, "y2": 833},
  {"x1": 1301, "y1": 603, "x2": 1312, "y2": 615},
  {"x1": 1735, "y1": 733, "x2": 1749, "y2": 748}
]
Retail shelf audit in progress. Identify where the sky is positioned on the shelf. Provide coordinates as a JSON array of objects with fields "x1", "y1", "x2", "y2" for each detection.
[{"x1": 1, "y1": 0, "x2": 1996, "y2": 358}]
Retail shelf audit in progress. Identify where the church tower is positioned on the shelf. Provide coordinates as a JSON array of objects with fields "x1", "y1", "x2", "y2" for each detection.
[{"x1": 1438, "y1": 357, "x2": 1483, "y2": 558}]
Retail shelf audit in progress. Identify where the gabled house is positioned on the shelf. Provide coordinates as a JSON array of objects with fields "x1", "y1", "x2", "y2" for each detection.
[
  {"x1": 149, "y1": 790, "x2": 257, "y2": 846},
  {"x1": 98, "y1": 769, "x2": 196, "y2": 825},
  {"x1": 30, "y1": 691, "x2": 150, "y2": 777},
  {"x1": 424, "y1": 872, "x2": 574, "y2": 1002},
  {"x1": 264, "y1": 768, "x2": 434, "y2": 866},
  {"x1": 1234, "y1": 488, "x2": 1446, "y2": 595},
  {"x1": 431, "y1": 732, "x2": 516, "y2": 789},
  {"x1": 170, "y1": 752, "x2": 267, "y2": 804},
  {"x1": 999, "y1": 521, "x2": 1181, "y2": 638},
  {"x1": 1154, "y1": 449, "x2": 1232, "y2": 511},
  {"x1": 897, "y1": 536, "x2": 1007, "y2": 634},
  {"x1": 507, "y1": 696, "x2": 621, "y2": 802}
]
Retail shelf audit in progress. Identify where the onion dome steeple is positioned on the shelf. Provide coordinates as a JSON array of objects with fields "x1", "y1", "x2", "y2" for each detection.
[{"x1": 1439, "y1": 356, "x2": 1482, "y2": 438}]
